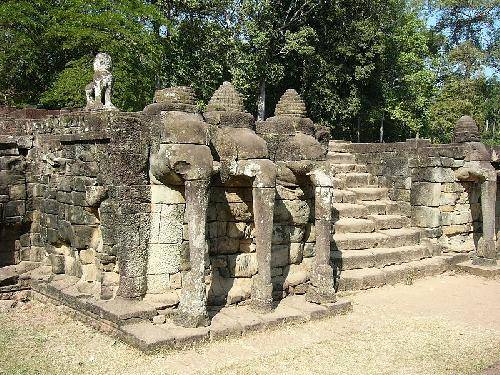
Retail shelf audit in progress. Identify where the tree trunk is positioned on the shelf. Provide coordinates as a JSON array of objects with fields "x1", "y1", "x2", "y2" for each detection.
[
  {"x1": 257, "y1": 80, "x2": 266, "y2": 121},
  {"x1": 379, "y1": 112, "x2": 384, "y2": 143},
  {"x1": 357, "y1": 117, "x2": 361, "y2": 143}
]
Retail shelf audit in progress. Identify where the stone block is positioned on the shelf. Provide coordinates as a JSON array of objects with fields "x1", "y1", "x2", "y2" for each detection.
[
  {"x1": 239, "y1": 240, "x2": 256, "y2": 253},
  {"x1": 217, "y1": 202, "x2": 253, "y2": 222},
  {"x1": 71, "y1": 191, "x2": 87, "y2": 206},
  {"x1": 410, "y1": 182, "x2": 441, "y2": 207},
  {"x1": 303, "y1": 243, "x2": 315, "y2": 258},
  {"x1": 71, "y1": 225, "x2": 95, "y2": 249},
  {"x1": 67, "y1": 206, "x2": 99, "y2": 225},
  {"x1": 271, "y1": 245, "x2": 290, "y2": 267},
  {"x1": 64, "y1": 256, "x2": 82, "y2": 277},
  {"x1": 442, "y1": 182, "x2": 464, "y2": 193},
  {"x1": 117, "y1": 275, "x2": 147, "y2": 298},
  {"x1": 150, "y1": 185, "x2": 185, "y2": 204},
  {"x1": 213, "y1": 237, "x2": 240, "y2": 254},
  {"x1": 439, "y1": 192, "x2": 459, "y2": 206},
  {"x1": 411, "y1": 167, "x2": 455, "y2": 183},
  {"x1": 274, "y1": 199, "x2": 310, "y2": 224},
  {"x1": 443, "y1": 224, "x2": 471, "y2": 236},
  {"x1": 157, "y1": 204, "x2": 184, "y2": 244},
  {"x1": 4, "y1": 200, "x2": 25, "y2": 217},
  {"x1": 389, "y1": 189, "x2": 410, "y2": 202},
  {"x1": 227, "y1": 222, "x2": 249, "y2": 239},
  {"x1": 441, "y1": 211, "x2": 472, "y2": 226},
  {"x1": 276, "y1": 185, "x2": 304, "y2": 200},
  {"x1": 147, "y1": 243, "x2": 181, "y2": 275},
  {"x1": 272, "y1": 224, "x2": 305, "y2": 244},
  {"x1": 49, "y1": 254, "x2": 65, "y2": 274},
  {"x1": 170, "y1": 273, "x2": 182, "y2": 289},
  {"x1": 9, "y1": 184, "x2": 26, "y2": 200},
  {"x1": 412, "y1": 206, "x2": 441, "y2": 228},
  {"x1": 146, "y1": 273, "x2": 170, "y2": 294},
  {"x1": 289, "y1": 243, "x2": 304, "y2": 264},
  {"x1": 228, "y1": 253, "x2": 258, "y2": 277},
  {"x1": 79, "y1": 248, "x2": 96, "y2": 264}
]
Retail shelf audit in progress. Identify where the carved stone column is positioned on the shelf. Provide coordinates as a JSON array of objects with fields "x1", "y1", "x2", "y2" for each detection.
[
  {"x1": 306, "y1": 172, "x2": 337, "y2": 304},
  {"x1": 174, "y1": 179, "x2": 210, "y2": 327},
  {"x1": 251, "y1": 186, "x2": 275, "y2": 311},
  {"x1": 476, "y1": 177, "x2": 497, "y2": 264},
  {"x1": 453, "y1": 117, "x2": 498, "y2": 266}
]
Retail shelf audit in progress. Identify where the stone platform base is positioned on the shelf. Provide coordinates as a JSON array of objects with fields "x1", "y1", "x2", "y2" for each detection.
[
  {"x1": 455, "y1": 261, "x2": 500, "y2": 278},
  {"x1": 0, "y1": 261, "x2": 40, "y2": 297},
  {"x1": 31, "y1": 276, "x2": 351, "y2": 352}
]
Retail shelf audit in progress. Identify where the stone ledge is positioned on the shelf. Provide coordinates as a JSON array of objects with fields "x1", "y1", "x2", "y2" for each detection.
[
  {"x1": 455, "y1": 261, "x2": 500, "y2": 278},
  {"x1": 31, "y1": 277, "x2": 351, "y2": 352}
]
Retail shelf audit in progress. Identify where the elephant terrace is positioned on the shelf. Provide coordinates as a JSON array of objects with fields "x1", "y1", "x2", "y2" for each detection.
[{"x1": 1, "y1": 58, "x2": 499, "y2": 351}]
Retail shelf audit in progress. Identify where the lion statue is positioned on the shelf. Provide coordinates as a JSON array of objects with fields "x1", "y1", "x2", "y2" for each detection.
[{"x1": 85, "y1": 53, "x2": 117, "y2": 111}]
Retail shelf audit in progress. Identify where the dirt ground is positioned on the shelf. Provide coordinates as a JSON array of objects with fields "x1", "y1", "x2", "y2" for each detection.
[{"x1": 1, "y1": 273, "x2": 499, "y2": 375}]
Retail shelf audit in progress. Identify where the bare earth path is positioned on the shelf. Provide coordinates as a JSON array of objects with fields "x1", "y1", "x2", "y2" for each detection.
[{"x1": 1, "y1": 273, "x2": 499, "y2": 375}]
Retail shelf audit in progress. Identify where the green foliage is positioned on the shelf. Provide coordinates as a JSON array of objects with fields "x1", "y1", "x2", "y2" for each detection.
[
  {"x1": 0, "y1": 0, "x2": 53, "y2": 105},
  {"x1": 426, "y1": 0, "x2": 499, "y2": 143},
  {"x1": 39, "y1": 56, "x2": 93, "y2": 109}
]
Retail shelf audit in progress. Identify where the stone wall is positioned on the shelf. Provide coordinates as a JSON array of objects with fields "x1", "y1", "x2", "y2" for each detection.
[
  {"x1": 0, "y1": 112, "x2": 153, "y2": 299},
  {"x1": 0, "y1": 136, "x2": 31, "y2": 266}
]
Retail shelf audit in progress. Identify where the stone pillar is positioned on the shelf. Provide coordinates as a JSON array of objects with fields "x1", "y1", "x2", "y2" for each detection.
[
  {"x1": 475, "y1": 178, "x2": 497, "y2": 265},
  {"x1": 306, "y1": 185, "x2": 337, "y2": 304},
  {"x1": 250, "y1": 186, "x2": 275, "y2": 312},
  {"x1": 173, "y1": 178, "x2": 210, "y2": 327}
]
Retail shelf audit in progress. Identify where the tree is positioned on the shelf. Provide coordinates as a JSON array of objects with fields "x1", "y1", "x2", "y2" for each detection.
[
  {"x1": 157, "y1": 0, "x2": 235, "y2": 105},
  {"x1": 0, "y1": 0, "x2": 54, "y2": 105},
  {"x1": 0, "y1": 0, "x2": 167, "y2": 111},
  {"x1": 230, "y1": 0, "x2": 318, "y2": 119},
  {"x1": 379, "y1": 9, "x2": 437, "y2": 140},
  {"x1": 427, "y1": 0, "x2": 499, "y2": 142}
]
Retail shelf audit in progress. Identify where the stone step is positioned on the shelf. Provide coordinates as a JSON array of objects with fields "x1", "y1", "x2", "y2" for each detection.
[
  {"x1": 332, "y1": 245, "x2": 432, "y2": 270},
  {"x1": 362, "y1": 200, "x2": 410, "y2": 216},
  {"x1": 330, "y1": 164, "x2": 368, "y2": 173},
  {"x1": 349, "y1": 187, "x2": 388, "y2": 201},
  {"x1": 334, "y1": 218, "x2": 375, "y2": 233},
  {"x1": 337, "y1": 173, "x2": 375, "y2": 188},
  {"x1": 332, "y1": 190, "x2": 357, "y2": 204},
  {"x1": 378, "y1": 227, "x2": 421, "y2": 248},
  {"x1": 327, "y1": 152, "x2": 356, "y2": 164},
  {"x1": 332, "y1": 227, "x2": 420, "y2": 251},
  {"x1": 361, "y1": 200, "x2": 390, "y2": 215},
  {"x1": 332, "y1": 203, "x2": 369, "y2": 219},
  {"x1": 337, "y1": 255, "x2": 455, "y2": 291},
  {"x1": 367, "y1": 214, "x2": 410, "y2": 230},
  {"x1": 328, "y1": 141, "x2": 352, "y2": 153},
  {"x1": 332, "y1": 232, "x2": 388, "y2": 251}
]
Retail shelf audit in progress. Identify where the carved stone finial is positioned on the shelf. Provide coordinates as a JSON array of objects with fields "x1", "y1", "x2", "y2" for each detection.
[
  {"x1": 154, "y1": 86, "x2": 197, "y2": 106},
  {"x1": 144, "y1": 86, "x2": 198, "y2": 114},
  {"x1": 453, "y1": 115, "x2": 480, "y2": 143},
  {"x1": 85, "y1": 53, "x2": 117, "y2": 111},
  {"x1": 206, "y1": 81, "x2": 245, "y2": 112},
  {"x1": 275, "y1": 89, "x2": 307, "y2": 118}
]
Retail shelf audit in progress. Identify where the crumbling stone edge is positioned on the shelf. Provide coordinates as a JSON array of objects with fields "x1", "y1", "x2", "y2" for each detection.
[{"x1": 30, "y1": 278, "x2": 352, "y2": 353}]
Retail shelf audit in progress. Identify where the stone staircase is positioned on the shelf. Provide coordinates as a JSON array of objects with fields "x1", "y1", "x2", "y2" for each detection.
[{"x1": 327, "y1": 146, "x2": 466, "y2": 291}]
